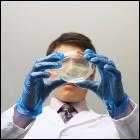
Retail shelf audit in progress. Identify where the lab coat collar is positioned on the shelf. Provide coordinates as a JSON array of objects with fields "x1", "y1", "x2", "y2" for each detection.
[
  {"x1": 44, "y1": 106, "x2": 103, "y2": 128},
  {"x1": 66, "y1": 109, "x2": 103, "y2": 126},
  {"x1": 49, "y1": 96, "x2": 89, "y2": 113},
  {"x1": 43, "y1": 97, "x2": 103, "y2": 128}
]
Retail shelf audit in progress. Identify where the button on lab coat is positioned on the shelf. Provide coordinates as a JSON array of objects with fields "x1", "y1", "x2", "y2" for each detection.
[{"x1": 1, "y1": 99, "x2": 139, "y2": 139}]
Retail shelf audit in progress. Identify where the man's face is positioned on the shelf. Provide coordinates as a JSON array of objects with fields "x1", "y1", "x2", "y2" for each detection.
[{"x1": 51, "y1": 44, "x2": 88, "y2": 102}]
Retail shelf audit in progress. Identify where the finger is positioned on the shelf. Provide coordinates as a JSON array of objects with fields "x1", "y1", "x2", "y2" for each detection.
[
  {"x1": 36, "y1": 52, "x2": 64, "y2": 63},
  {"x1": 98, "y1": 67, "x2": 106, "y2": 81},
  {"x1": 84, "y1": 52, "x2": 107, "y2": 59},
  {"x1": 107, "y1": 60, "x2": 116, "y2": 67},
  {"x1": 84, "y1": 49, "x2": 107, "y2": 59},
  {"x1": 84, "y1": 52, "x2": 96, "y2": 60},
  {"x1": 84, "y1": 49, "x2": 96, "y2": 54},
  {"x1": 90, "y1": 57, "x2": 108, "y2": 66},
  {"x1": 83, "y1": 49, "x2": 97, "y2": 61},
  {"x1": 44, "y1": 79, "x2": 67, "y2": 94},
  {"x1": 104, "y1": 64, "x2": 121, "y2": 79},
  {"x1": 90, "y1": 57, "x2": 116, "y2": 72},
  {"x1": 33, "y1": 62, "x2": 62, "y2": 71},
  {"x1": 30, "y1": 71, "x2": 50, "y2": 79},
  {"x1": 75, "y1": 80, "x2": 99, "y2": 93},
  {"x1": 50, "y1": 79, "x2": 67, "y2": 88},
  {"x1": 103, "y1": 69, "x2": 124, "y2": 101}
]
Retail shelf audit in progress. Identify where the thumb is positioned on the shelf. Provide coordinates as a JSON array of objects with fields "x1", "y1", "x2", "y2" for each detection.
[
  {"x1": 44, "y1": 79, "x2": 67, "y2": 93},
  {"x1": 75, "y1": 80, "x2": 99, "y2": 93},
  {"x1": 51, "y1": 79, "x2": 67, "y2": 89}
]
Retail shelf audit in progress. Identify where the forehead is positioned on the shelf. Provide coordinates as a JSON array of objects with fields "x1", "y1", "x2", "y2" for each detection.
[{"x1": 54, "y1": 44, "x2": 84, "y2": 56}]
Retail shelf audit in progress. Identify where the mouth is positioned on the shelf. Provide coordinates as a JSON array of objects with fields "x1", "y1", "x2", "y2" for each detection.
[{"x1": 64, "y1": 83, "x2": 78, "y2": 87}]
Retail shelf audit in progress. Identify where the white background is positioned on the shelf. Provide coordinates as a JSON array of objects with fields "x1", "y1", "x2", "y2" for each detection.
[{"x1": 1, "y1": 1, "x2": 139, "y2": 113}]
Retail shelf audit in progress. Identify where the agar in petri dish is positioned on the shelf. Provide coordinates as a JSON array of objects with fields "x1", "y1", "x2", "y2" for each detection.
[{"x1": 58, "y1": 56, "x2": 95, "y2": 83}]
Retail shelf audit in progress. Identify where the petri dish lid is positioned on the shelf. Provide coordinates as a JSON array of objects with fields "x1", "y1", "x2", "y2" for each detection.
[{"x1": 58, "y1": 56, "x2": 95, "y2": 83}]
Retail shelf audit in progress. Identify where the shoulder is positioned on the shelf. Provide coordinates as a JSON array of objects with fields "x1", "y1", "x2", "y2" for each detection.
[{"x1": 89, "y1": 109, "x2": 114, "y2": 123}]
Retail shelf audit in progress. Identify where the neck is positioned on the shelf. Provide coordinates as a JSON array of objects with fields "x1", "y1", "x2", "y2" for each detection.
[{"x1": 50, "y1": 96, "x2": 89, "y2": 113}]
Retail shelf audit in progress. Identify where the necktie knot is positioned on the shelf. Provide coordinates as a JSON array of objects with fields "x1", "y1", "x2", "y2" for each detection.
[{"x1": 57, "y1": 103, "x2": 78, "y2": 123}]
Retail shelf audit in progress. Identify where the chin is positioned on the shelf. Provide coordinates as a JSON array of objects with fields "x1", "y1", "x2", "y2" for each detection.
[
  {"x1": 55, "y1": 96, "x2": 84, "y2": 103},
  {"x1": 54, "y1": 90, "x2": 87, "y2": 103},
  {"x1": 54, "y1": 84, "x2": 87, "y2": 103},
  {"x1": 62, "y1": 84, "x2": 79, "y2": 91}
]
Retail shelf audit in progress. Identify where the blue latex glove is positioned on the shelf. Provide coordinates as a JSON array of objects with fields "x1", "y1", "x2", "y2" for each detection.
[
  {"x1": 76, "y1": 49, "x2": 129, "y2": 118},
  {"x1": 15, "y1": 52, "x2": 66, "y2": 118}
]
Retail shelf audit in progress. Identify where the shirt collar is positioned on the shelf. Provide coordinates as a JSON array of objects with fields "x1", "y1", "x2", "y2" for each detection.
[{"x1": 49, "y1": 96, "x2": 89, "y2": 113}]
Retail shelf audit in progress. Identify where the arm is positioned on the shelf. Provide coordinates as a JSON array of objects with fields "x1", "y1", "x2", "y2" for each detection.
[
  {"x1": 1, "y1": 52, "x2": 66, "y2": 139},
  {"x1": 76, "y1": 49, "x2": 139, "y2": 139},
  {"x1": 113, "y1": 99, "x2": 139, "y2": 139},
  {"x1": 1, "y1": 105, "x2": 35, "y2": 139}
]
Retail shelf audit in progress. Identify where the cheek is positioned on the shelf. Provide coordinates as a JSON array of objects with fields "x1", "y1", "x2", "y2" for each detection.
[
  {"x1": 57, "y1": 85, "x2": 87, "y2": 94},
  {"x1": 54, "y1": 85, "x2": 87, "y2": 102}
]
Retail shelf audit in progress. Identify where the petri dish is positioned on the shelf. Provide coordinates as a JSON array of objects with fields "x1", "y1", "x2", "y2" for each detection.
[{"x1": 58, "y1": 55, "x2": 95, "y2": 83}]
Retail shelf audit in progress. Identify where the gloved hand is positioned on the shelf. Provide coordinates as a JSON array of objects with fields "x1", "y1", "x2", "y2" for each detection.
[
  {"x1": 76, "y1": 49, "x2": 129, "y2": 118},
  {"x1": 15, "y1": 52, "x2": 66, "y2": 118}
]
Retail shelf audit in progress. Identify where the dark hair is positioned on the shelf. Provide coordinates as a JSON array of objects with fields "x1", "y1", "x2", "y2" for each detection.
[{"x1": 46, "y1": 32, "x2": 96, "y2": 55}]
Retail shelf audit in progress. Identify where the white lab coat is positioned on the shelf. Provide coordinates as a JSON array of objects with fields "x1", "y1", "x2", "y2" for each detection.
[{"x1": 1, "y1": 99, "x2": 139, "y2": 139}]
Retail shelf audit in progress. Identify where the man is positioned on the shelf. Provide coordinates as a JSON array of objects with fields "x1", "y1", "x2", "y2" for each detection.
[{"x1": 1, "y1": 32, "x2": 139, "y2": 139}]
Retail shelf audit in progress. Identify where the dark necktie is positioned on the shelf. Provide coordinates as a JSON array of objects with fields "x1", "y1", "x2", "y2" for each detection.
[{"x1": 57, "y1": 103, "x2": 78, "y2": 123}]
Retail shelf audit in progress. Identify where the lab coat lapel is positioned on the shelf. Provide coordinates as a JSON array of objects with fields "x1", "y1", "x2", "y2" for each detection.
[
  {"x1": 44, "y1": 106, "x2": 65, "y2": 127},
  {"x1": 64, "y1": 109, "x2": 103, "y2": 127},
  {"x1": 44, "y1": 106, "x2": 103, "y2": 129}
]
